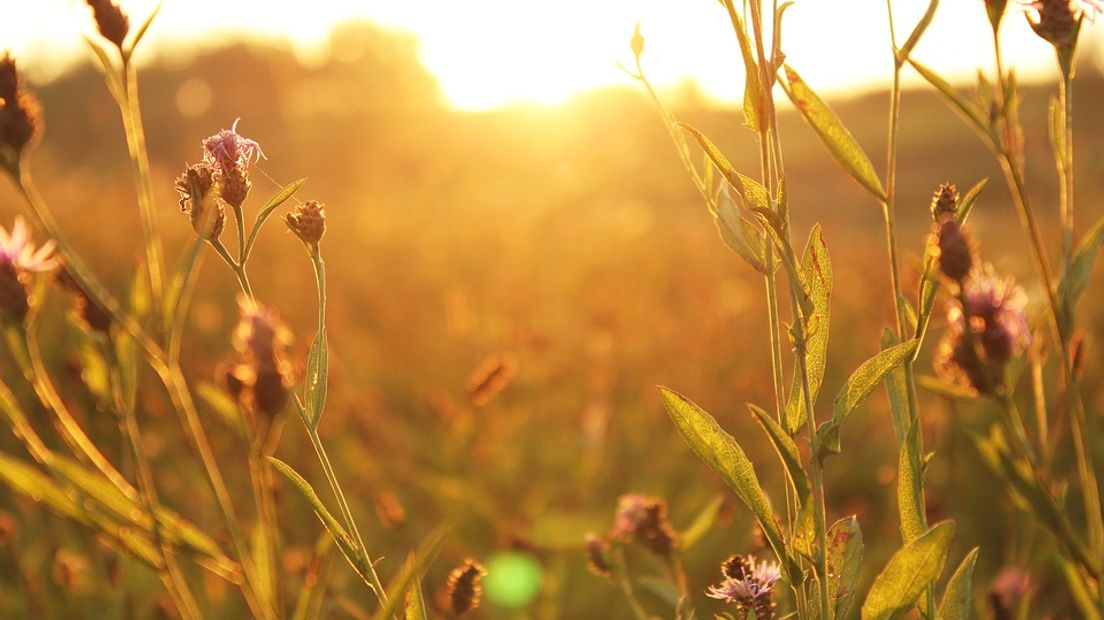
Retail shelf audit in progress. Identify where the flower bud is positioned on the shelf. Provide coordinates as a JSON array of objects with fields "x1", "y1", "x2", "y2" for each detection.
[
  {"x1": 0, "y1": 54, "x2": 44, "y2": 170},
  {"x1": 930, "y1": 182, "x2": 958, "y2": 222},
  {"x1": 936, "y1": 220, "x2": 973, "y2": 283},
  {"x1": 174, "y1": 162, "x2": 224, "y2": 240},
  {"x1": 85, "y1": 0, "x2": 130, "y2": 49},
  {"x1": 584, "y1": 534, "x2": 613, "y2": 577},
  {"x1": 285, "y1": 200, "x2": 326, "y2": 246},
  {"x1": 219, "y1": 165, "x2": 251, "y2": 211},
  {"x1": 445, "y1": 559, "x2": 486, "y2": 616}
]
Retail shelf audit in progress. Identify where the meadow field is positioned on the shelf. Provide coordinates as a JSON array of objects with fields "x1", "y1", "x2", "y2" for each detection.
[{"x1": 2, "y1": 3, "x2": 1104, "y2": 618}]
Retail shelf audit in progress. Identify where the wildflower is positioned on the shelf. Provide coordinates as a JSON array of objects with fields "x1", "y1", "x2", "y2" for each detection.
[
  {"x1": 203, "y1": 118, "x2": 265, "y2": 174},
  {"x1": 935, "y1": 220, "x2": 973, "y2": 283},
  {"x1": 230, "y1": 297, "x2": 293, "y2": 420},
  {"x1": 0, "y1": 216, "x2": 57, "y2": 323},
  {"x1": 219, "y1": 165, "x2": 251, "y2": 210},
  {"x1": 935, "y1": 267, "x2": 1030, "y2": 394},
  {"x1": 285, "y1": 201, "x2": 327, "y2": 247},
  {"x1": 1025, "y1": 0, "x2": 1098, "y2": 51},
  {"x1": 707, "y1": 554, "x2": 781, "y2": 620},
  {"x1": 0, "y1": 54, "x2": 43, "y2": 170},
  {"x1": 610, "y1": 493, "x2": 680, "y2": 558},
  {"x1": 84, "y1": 0, "x2": 130, "y2": 49},
  {"x1": 445, "y1": 559, "x2": 486, "y2": 615},
  {"x1": 930, "y1": 183, "x2": 958, "y2": 222},
  {"x1": 173, "y1": 162, "x2": 224, "y2": 240},
  {"x1": 584, "y1": 534, "x2": 613, "y2": 577},
  {"x1": 988, "y1": 567, "x2": 1031, "y2": 620}
]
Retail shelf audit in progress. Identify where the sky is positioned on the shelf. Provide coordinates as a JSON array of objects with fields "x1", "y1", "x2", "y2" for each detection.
[{"x1": 2, "y1": 0, "x2": 1102, "y2": 111}]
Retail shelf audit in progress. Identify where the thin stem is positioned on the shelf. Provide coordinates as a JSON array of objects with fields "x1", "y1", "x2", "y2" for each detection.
[
  {"x1": 119, "y1": 58, "x2": 165, "y2": 306},
  {"x1": 611, "y1": 548, "x2": 649, "y2": 620}
]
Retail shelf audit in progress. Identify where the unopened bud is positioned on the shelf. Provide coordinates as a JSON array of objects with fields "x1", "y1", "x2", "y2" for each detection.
[
  {"x1": 931, "y1": 182, "x2": 958, "y2": 222},
  {"x1": 285, "y1": 200, "x2": 326, "y2": 246},
  {"x1": 936, "y1": 220, "x2": 973, "y2": 283},
  {"x1": 85, "y1": 0, "x2": 130, "y2": 49}
]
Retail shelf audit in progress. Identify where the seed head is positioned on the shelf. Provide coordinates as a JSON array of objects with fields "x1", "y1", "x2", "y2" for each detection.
[
  {"x1": 285, "y1": 200, "x2": 326, "y2": 246},
  {"x1": 931, "y1": 183, "x2": 959, "y2": 222},
  {"x1": 174, "y1": 162, "x2": 224, "y2": 239},
  {"x1": 445, "y1": 559, "x2": 486, "y2": 616},
  {"x1": 0, "y1": 54, "x2": 44, "y2": 170},
  {"x1": 584, "y1": 534, "x2": 613, "y2": 577},
  {"x1": 935, "y1": 220, "x2": 974, "y2": 283},
  {"x1": 85, "y1": 0, "x2": 130, "y2": 49}
]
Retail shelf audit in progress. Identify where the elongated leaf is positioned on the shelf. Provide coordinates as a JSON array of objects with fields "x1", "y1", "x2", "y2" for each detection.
[
  {"x1": 936, "y1": 548, "x2": 979, "y2": 620},
  {"x1": 897, "y1": 423, "x2": 926, "y2": 544},
  {"x1": 680, "y1": 495, "x2": 725, "y2": 549},
  {"x1": 252, "y1": 523, "x2": 276, "y2": 609},
  {"x1": 268, "y1": 457, "x2": 364, "y2": 579},
  {"x1": 304, "y1": 326, "x2": 328, "y2": 428},
  {"x1": 126, "y1": 1, "x2": 163, "y2": 54},
  {"x1": 657, "y1": 387, "x2": 796, "y2": 580},
  {"x1": 881, "y1": 329, "x2": 908, "y2": 445},
  {"x1": 197, "y1": 381, "x2": 247, "y2": 437},
  {"x1": 371, "y1": 524, "x2": 449, "y2": 620},
  {"x1": 748, "y1": 404, "x2": 809, "y2": 500},
  {"x1": 826, "y1": 515, "x2": 864, "y2": 619},
  {"x1": 782, "y1": 65, "x2": 886, "y2": 200},
  {"x1": 820, "y1": 339, "x2": 919, "y2": 455},
  {"x1": 908, "y1": 59, "x2": 994, "y2": 143},
  {"x1": 291, "y1": 535, "x2": 335, "y2": 620},
  {"x1": 714, "y1": 189, "x2": 768, "y2": 274},
  {"x1": 785, "y1": 225, "x2": 832, "y2": 433},
  {"x1": 861, "y1": 521, "x2": 955, "y2": 620},
  {"x1": 720, "y1": 0, "x2": 764, "y2": 130},
  {"x1": 403, "y1": 568, "x2": 429, "y2": 620},
  {"x1": 1059, "y1": 214, "x2": 1104, "y2": 325},
  {"x1": 83, "y1": 36, "x2": 122, "y2": 100},
  {"x1": 244, "y1": 178, "x2": 308, "y2": 260}
]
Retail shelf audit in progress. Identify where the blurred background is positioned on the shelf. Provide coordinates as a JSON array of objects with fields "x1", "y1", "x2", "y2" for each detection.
[{"x1": 2, "y1": 0, "x2": 1104, "y2": 617}]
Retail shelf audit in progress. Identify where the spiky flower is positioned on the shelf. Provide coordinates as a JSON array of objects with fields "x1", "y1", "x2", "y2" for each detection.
[
  {"x1": 0, "y1": 217, "x2": 57, "y2": 324},
  {"x1": 285, "y1": 200, "x2": 326, "y2": 247},
  {"x1": 0, "y1": 54, "x2": 43, "y2": 170},
  {"x1": 203, "y1": 118, "x2": 265, "y2": 174},
  {"x1": 610, "y1": 493, "x2": 680, "y2": 558},
  {"x1": 445, "y1": 559, "x2": 486, "y2": 616},
  {"x1": 84, "y1": 0, "x2": 130, "y2": 49},
  {"x1": 707, "y1": 554, "x2": 781, "y2": 620},
  {"x1": 935, "y1": 267, "x2": 1030, "y2": 394},
  {"x1": 229, "y1": 297, "x2": 293, "y2": 420}
]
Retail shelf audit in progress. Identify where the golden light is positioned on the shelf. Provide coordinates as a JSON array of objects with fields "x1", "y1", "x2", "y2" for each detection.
[{"x1": 3, "y1": 0, "x2": 1101, "y2": 110}]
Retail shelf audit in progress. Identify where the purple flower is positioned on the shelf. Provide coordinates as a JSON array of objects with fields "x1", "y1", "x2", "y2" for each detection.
[
  {"x1": 0, "y1": 216, "x2": 57, "y2": 272},
  {"x1": 706, "y1": 554, "x2": 781, "y2": 603},
  {"x1": 202, "y1": 118, "x2": 265, "y2": 173}
]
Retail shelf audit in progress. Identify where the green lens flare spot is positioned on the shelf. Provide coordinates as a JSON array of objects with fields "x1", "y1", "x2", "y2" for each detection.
[{"x1": 483, "y1": 552, "x2": 543, "y2": 608}]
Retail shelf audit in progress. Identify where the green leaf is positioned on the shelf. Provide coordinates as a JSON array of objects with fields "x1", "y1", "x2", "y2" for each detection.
[
  {"x1": 371, "y1": 524, "x2": 449, "y2": 620},
  {"x1": 713, "y1": 189, "x2": 768, "y2": 274},
  {"x1": 720, "y1": 0, "x2": 764, "y2": 131},
  {"x1": 82, "y1": 36, "x2": 122, "y2": 100},
  {"x1": 1059, "y1": 214, "x2": 1104, "y2": 328},
  {"x1": 907, "y1": 59, "x2": 994, "y2": 144},
  {"x1": 936, "y1": 548, "x2": 979, "y2": 620},
  {"x1": 196, "y1": 381, "x2": 247, "y2": 438},
  {"x1": 881, "y1": 329, "x2": 908, "y2": 445},
  {"x1": 252, "y1": 523, "x2": 276, "y2": 609},
  {"x1": 403, "y1": 568, "x2": 429, "y2": 620},
  {"x1": 291, "y1": 535, "x2": 335, "y2": 620},
  {"x1": 748, "y1": 404, "x2": 810, "y2": 501},
  {"x1": 782, "y1": 65, "x2": 886, "y2": 201},
  {"x1": 162, "y1": 235, "x2": 204, "y2": 328},
  {"x1": 304, "y1": 326, "x2": 329, "y2": 428},
  {"x1": 244, "y1": 178, "x2": 309, "y2": 261},
  {"x1": 897, "y1": 423, "x2": 926, "y2": 544},
  {"x1": 861, "y1": 521, "x2": 955, "y2": 620},
  {"x1": 785, "y1": 225, "x2": 832, "y2": 433},
  {"x1": 268, "y1": 457, "x2": 365, "y2": 580},
  {"x1": 657, "y1": 387, "x2": 796, "y2": 580},
  {"x1": 826, "y1": 515, "x2": 864, "y2": 619},
  {"x1": 820, "y1": 339, "x2": 919, "y2": 455},
  {"x1": 125, "y1": 1, "x2": 163, "y2": 55},
  {"x1": 680, "y1": 495, "x2": 725, "y2": 550}
]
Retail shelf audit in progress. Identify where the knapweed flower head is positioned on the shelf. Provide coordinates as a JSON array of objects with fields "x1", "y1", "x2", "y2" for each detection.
[
  {"x1": 285, "y1": 200, "x2": 326, "y2": 247},
  {"x1": 229, "y1": 296, "x2": 293, "y2": 420},
  {"x1": 0, "y1": 217, "x2": 56, "y2": 324},
  {"x1": 444, "y1": 558, "x2": 486, "y2": 616},
  {"x1": 203, "y1": 118, "x2": 265, "y2": 174},
  {"x1": 1025, "y1": 0, "x2": 1099, "y2": 53},
  {"x1": 174, "y1": 162, "x2": 224, "y2": 239},
  {"x1": 610, "y1": 493, "x2": 680, "y2": 558},
  {"x1": 0, "y1": 53, "x2": 43, "y2": 170},
  {"x1": 936, "y1": 266, "x2": 1030, "y2": 394},
  {"x1": 935, "y1": 219, "x2": 974, "y2": 283},
  {"x1": 84, "y1": 0, "x2": 130, "y2": 49},
  {"x1": 707, "y1": 554, "x2": 781, "y2": 619}
]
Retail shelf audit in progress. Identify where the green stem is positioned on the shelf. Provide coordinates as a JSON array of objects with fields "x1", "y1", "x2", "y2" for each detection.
[
  {"x1": 611, "y1": 548, "x2": 649, "y2": 620},
  {"x1": 119, "y1": 58, "x2": 165, "y2": 306}
]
